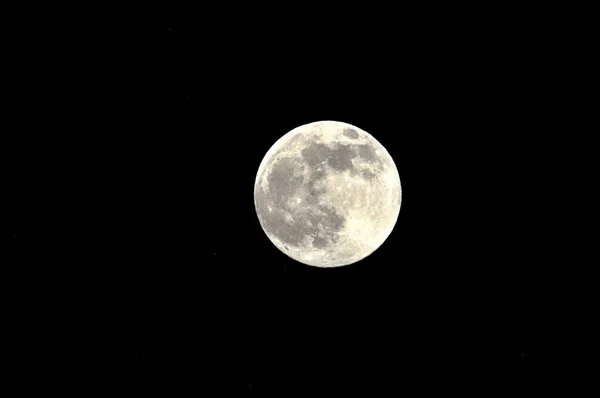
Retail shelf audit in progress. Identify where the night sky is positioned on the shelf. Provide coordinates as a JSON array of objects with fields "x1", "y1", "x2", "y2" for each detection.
[{"x1": 5, "y1": 10, "x2": 555, "y2": 395}]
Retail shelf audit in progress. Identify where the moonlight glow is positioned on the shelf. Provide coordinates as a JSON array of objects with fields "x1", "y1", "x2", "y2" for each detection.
[{"x1": 254, "y1": 120, "x2": 402, "y2": 268}]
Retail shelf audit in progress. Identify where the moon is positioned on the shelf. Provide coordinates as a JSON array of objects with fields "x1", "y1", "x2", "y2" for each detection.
[{"x1": 254, "y1": 120, "x2": 402, "y2": 268}]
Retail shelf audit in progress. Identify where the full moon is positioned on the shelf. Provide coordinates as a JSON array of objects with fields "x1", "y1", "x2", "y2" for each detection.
[{"x1": 254, "y1": 120, "x2": 402, "y2": 268}]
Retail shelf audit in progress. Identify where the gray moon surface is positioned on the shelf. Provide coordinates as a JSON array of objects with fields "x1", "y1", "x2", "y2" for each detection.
[{"x1": 254, "y1": 120, "x2": 402, "y2": 268}]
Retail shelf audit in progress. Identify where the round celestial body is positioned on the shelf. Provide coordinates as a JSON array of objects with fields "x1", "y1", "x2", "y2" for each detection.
[{"x1": 254, "y1": 120, "x2": 402, "y2": 268}]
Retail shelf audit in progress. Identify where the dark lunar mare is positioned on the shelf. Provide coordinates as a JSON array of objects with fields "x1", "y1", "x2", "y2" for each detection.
[
  {"x1": 256, "y1": 139, "x2": 385, "y2": 250},
  {"x1": 327, "y1": 144, "x2": 356, "y2": 171},
  {"x1": 356, "y1": 143, "x2": 380, "y2": 166},
  {"x1": 343, "y1": 128, "x2": 359, "y2": 139},
  {"x1": 300, "y1": 143, "x2": 332, "y2": 166},
  {"x1": 311, "y1": 236, "x2": 329, "y2": 249},
  {"x1": 265, "y1": 156, "x2": 304, "y2": 207},
  {"x1": 318, "y1": 205, "x2": 346, "y2": 231},
  {"x1": 301, "y1": 140, "x2": 383, "y2": 172},
  {"x1": 256, "y1": 152, "x2": 348, "y2": 249}
]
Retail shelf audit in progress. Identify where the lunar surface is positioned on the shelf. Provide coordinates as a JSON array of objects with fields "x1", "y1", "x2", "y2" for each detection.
[{"x1": 254, "y1": 120, "x2": 402, "y2": 268}]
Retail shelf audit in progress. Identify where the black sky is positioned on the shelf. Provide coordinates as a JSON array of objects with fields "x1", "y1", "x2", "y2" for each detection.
[{"x1": 6, "y1": 12, "x2": 556, "y2": 394}]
